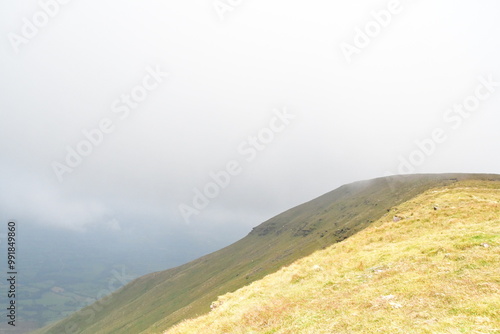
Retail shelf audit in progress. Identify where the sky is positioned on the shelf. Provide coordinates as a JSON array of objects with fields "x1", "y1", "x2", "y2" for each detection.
[{"x1": 1, "y1": 0, "x2": 500, "y2": 245}]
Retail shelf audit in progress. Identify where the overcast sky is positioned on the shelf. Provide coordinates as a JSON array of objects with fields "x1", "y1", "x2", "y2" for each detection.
[{"x1": 1, "y1": 0, "x2": 499, "y2": 241}]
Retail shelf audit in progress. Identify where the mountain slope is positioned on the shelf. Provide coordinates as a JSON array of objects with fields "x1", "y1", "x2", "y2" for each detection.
[
  {"x1": 32, "y1": 174, "x2": 500, "y2": 334},
  {"x1": 166, "y1": 179, "x2": 500, "y2": 333}
]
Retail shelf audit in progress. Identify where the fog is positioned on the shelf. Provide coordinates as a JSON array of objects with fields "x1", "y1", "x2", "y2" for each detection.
[{"x1": 1, "y1": 0, "x2": 500, "y2": 244}]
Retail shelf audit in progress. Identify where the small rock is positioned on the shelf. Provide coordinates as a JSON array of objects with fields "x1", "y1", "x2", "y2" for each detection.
[
  {"x1": 370, "y1": 266, "x2": 387, "y2": 273},
  {"x1": 210, "y1": 300, "x2": 223, "y2": 310},
  {"x1": 389, "y1": 301, "x2": 403, "y2": 309},
  {"x1": 381, "y1": 295, "x2": 395, "y2": 300},
  {"x1": 481, "y1": 243, "x2": 490, "y2": 248},
  {"x1": 393, "y1": 216, "x2": 402, "y2": 222},
  {"x1": 312, "y1": 265, "x2": 322, "y2": 271}
]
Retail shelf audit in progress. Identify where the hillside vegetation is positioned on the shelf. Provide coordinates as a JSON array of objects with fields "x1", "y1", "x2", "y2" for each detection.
[
  {"x1": 165, "y1": 180, "x2": 500, "y2": 334},
  {"x1": 32, "y1": 174, "x2": 500, "y2": 334}
]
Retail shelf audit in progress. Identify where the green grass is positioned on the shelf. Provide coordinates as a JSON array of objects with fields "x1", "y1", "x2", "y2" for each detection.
[
  {"x1": 167, "y1": 180, "x2": 500, "y2": 334},
  {"x1": 32, "y1": 173, "x2": 500, "y2": 334}
]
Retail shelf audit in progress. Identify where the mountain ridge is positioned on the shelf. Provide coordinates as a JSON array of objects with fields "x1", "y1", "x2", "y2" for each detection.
[
  {"x1": 165, "y1": 178, "x2": 500, "y2": 333},
  {"x1": 32, "y1": 173, "x2": 500, "y2": 334}
]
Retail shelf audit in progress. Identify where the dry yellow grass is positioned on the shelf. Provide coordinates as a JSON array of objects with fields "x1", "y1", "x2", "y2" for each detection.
[{"x1": 163, "y1": 180, "x2": 500, "y2": 334}]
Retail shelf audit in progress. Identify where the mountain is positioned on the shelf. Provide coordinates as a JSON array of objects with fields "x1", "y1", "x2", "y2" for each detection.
[
  {"x1": 165, "y1": 178, "x2": 500, "y2": 333},
  {"x1": 32, "y1": 173, "x2": 500, "y2": 334}
]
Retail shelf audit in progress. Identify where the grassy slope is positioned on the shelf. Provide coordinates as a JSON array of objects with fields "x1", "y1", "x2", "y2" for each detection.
[
  {"x1": 166, "y1": 179, "x2": 500, "y2": 334},
  {"x1": 32, "y1": 174, "x2": 500, "y2": 334}
]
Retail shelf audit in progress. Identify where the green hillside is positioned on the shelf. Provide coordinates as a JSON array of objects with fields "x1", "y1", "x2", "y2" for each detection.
[
  {"x1": 166, "y1": 179, "x2": 500, "y2": 333},
  {"x1": 32, "y1": 174, "x2": 500, "y2": 334}
]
